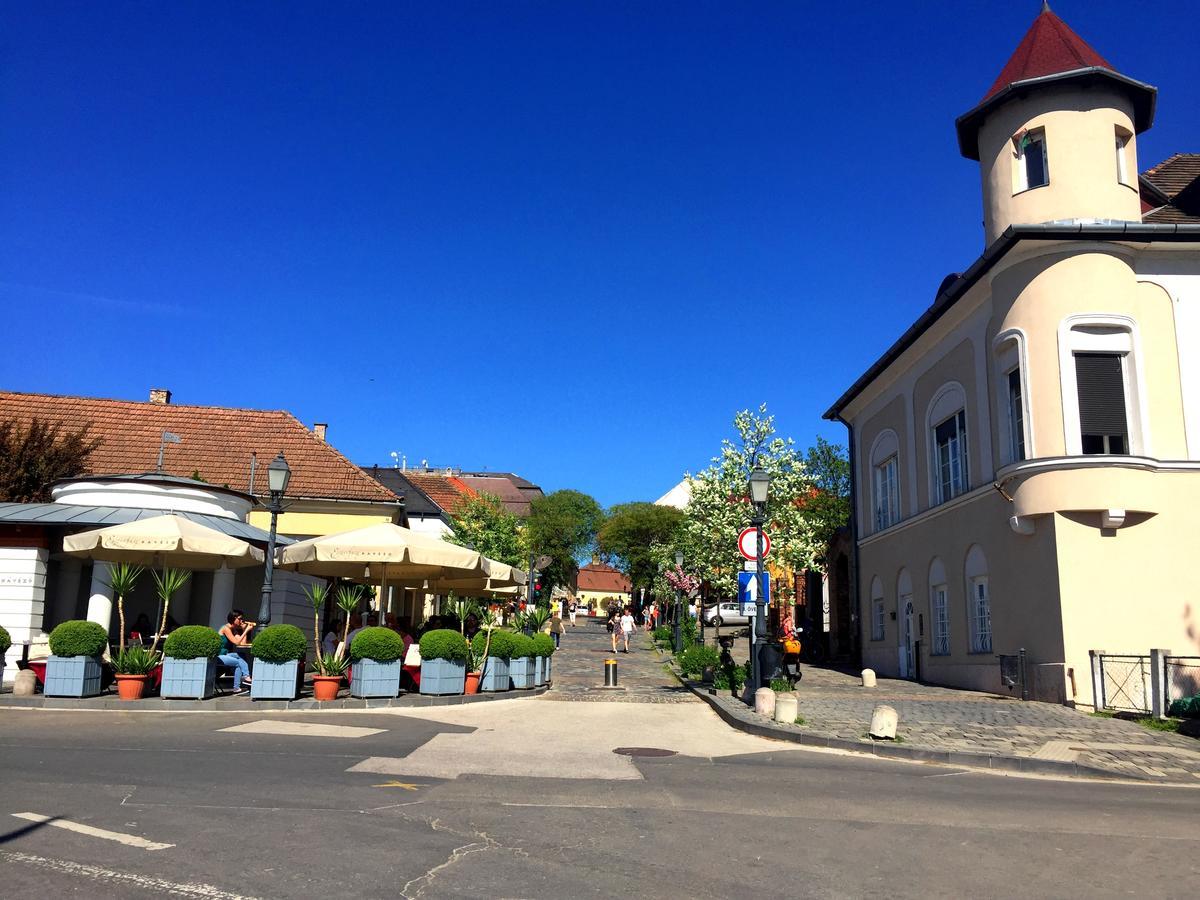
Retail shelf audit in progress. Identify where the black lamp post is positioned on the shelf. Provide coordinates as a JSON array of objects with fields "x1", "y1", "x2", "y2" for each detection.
[
  {"x1": 257, "y1": 452, "x2": 291, "y2": 627},
  {"x1": 748, "y1": 466, "x2": 770, "y2": 693},
  {"x1": 672, "y1": 549, "x2": 685, "y2": 653}
]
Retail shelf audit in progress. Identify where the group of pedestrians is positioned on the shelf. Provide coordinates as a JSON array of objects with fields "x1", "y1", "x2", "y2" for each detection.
[{"x1": 607, "y1": 605, "x2": 636, "y2": 653}]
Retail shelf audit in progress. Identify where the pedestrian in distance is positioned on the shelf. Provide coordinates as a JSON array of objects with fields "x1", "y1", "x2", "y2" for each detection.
[
  {"x1": 608, "y1": 607, "x2": 619, "y2": 653},
  {"x1": 550, "y1": 608, "x2": 565, "y2": 648},
  {"x1": 568, "y1": 599, "x2": 578, "y2": 627},
  {"x1": 620, "y1": 606, "x2": 635, "y2": 653}
]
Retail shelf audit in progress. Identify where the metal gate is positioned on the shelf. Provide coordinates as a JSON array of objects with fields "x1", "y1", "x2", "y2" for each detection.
[{"x1": 1098, "y1": 654, "x2": 1152, "y2": 713}]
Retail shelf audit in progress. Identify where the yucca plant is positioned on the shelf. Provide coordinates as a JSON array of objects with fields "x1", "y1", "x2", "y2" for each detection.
[
  {"x1": 470, "y1": 607, "x2": 499, "y2": 673},
  {"x1": 149, "y1": 568, "x2": 190, "y2": 656},
  {"x1": 303, "y1": 582, "x2": 332, "y2": 674},
  {"x1": 448, "y1": 596, "x2": 479, "y2": 636},
  {"x1": 112, "y1": 644, "x2": 161, "y2": 675},
  {"x1": 334, "y1": 583, "x2": 364, "y2": 659},
  {"x1": 508, "y1": 610, "x2": 528, "y2": 633},
  {"x1": 525, "y1": 606, "x2": 551, "y2": 635},
  {"x1": 316, "y1": 651, "x2": 351, "y2": 677},
  {"x1": 104, "y1": 562, "x2": 144, "y2": 656}
]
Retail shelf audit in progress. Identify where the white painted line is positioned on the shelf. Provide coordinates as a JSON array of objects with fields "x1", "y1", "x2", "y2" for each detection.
[
  {"x1": 217, "y1": 720, "x2": 386, "y2": 739},
  {"x1": 11, "y1": 812, "x2": 174, "y2": 851},
  {"x1": 0, "y1": 850, "x2": 259, "y2": 899}
]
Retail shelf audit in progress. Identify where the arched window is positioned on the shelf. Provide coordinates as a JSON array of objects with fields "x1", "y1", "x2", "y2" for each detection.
[
  {"x1": 995, "y1": 330, "x2": 1032, "y2": 465},
  {"x1": 869, "y1": 576, "x2": 885, "y2": 641},
  {"x1": 897, "y1": 569, "x2": 915, "y2": 679},
  {"x1": 928, "y1": 557, "x2": 949, "y2": 656},
  {"x1": 964, "y1": 545, "x2": 991, "y2": 654},
  {"x1": 926, "y1": 383, "x2": 969, "y2": 505},
  {"x1": 1058, "y1": 316, "x2": 1147, "y2": 456},
  {"x1": 869, "y1": 430, "x2": 901, "y2": 532}
]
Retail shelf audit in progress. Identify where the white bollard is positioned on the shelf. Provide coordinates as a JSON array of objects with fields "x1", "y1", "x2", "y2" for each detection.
[
  {"x1": 12, "y1": 668, "x2": 37, "y2": 697},
  {"x1": 869, "y1": 704, "x2": 898, "y2": 740},
  {"x1": 774, "y1": 693, "x2": 798, "y2": 724},
  {"x1": 754, "y1": 687, "x2": 776, "y2": 718},
  {"x1": 861, "y1": 668, "x2": 877, "y2": 688}
]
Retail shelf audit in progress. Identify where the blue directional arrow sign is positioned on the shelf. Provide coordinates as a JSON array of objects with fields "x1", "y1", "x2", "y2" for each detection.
[{"x1": 738, "y1": 571, "x2": 770, "y2": 616}]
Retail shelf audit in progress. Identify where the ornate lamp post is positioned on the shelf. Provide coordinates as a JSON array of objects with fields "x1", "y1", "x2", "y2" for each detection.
[
  {"x1": 257, "y1": 452, "x2": 291, "y2": 626},
  {"x1": 748, "y1": 466, "x2": 770, "y2": 692},
  {"x1": 672, "y1": 549, "x2": 685, "y2": 653}
]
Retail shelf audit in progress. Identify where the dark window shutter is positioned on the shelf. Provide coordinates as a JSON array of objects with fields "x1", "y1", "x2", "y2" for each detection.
[{"x1": 1075, "y1": 353, "x2": 1128, "y2": 435}]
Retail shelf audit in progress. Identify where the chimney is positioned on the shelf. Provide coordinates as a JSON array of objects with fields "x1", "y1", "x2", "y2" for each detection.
[
  {"x1": 149, "y1": 388, "x2": 172, "y2": 405},
  {"x1": 313, "y1": 423, "x2": 327, "y2": 442}
]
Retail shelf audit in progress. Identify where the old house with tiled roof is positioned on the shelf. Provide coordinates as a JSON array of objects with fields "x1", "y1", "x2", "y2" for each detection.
[
  {"x1": 576, "y1": 560, "x2": 632, "y2": 613},
  {"x1": 825, "y1": 5, "x2": 1200, "y2": 708}
]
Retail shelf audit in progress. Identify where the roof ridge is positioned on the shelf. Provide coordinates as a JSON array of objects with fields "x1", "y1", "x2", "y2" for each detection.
[
  {"x1": 0, "y1": 389, "x2": 293, "y2": 418},
  {"x1": 271, "y1": 410, "x2": 400, "y2": 501}
]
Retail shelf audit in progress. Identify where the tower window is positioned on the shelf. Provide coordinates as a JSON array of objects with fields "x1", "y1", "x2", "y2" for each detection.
[
  {"x1": 1115, "y1": 127, "x2": 1132, "y2": 185},
  {"x1": 1075, "y1": 352, "x2": 1129, "y2": 455},
  {"x1": 1015, "y1": 129, "x2": 1048, "y2": 192},
  {"x1": 1007, "y1": 368, "x2": 1026, "y2": 462}
]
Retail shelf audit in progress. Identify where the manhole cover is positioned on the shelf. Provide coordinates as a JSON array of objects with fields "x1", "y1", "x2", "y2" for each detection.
[{"x1": 613, "y1": 747, "x2": 677, "y2": 758}]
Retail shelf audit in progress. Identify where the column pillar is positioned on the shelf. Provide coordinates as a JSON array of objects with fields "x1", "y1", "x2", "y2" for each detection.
[
  {"x1": 208, "y1": 566, "x2": 236, "y2": 630},
  {"x1": 86, "y1": 561, "x2": 114, "y2": 637},
  {"x1": 0, "y1": 547, "x2": 48, "y2": 683}
]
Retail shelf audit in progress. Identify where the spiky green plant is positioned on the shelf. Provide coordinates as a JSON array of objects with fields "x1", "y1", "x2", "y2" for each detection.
[
  {"x1": 104, "y1": 562, "x2": 144, "y2": 656},
  {"x1": 315, "y1": 651, "x2": 350, "y2": 677},
  {"x1": 334, "y1": 583, "x2": 364, "y2": 659},
  {"x1": 112, "y1": 644, "x2": 160, "y2": 675},
  {"x1": 526, "y1": 606, "x2": 551, "y2": 635},
  {"x1": 448, "y1": 596, "x2": 479, "y2": 635},
  {"x1": 303, "y1": 582, "x2": 331, "y2": 674},
  {"x1": 149, "y1": 568, "x2": 190, "y2": 655}
]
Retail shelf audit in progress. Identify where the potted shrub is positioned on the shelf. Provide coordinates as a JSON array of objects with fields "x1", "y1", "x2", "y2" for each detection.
[
  {"x1": 509, "y1": 632, "x2": 535, "y2": 689},
  {"x1": 531, "y1": 632, "x2": 555, "y2": 686},
  {"x1": 305, "y1": 583, "x2": 346, "y2": 702},
  {"x1": 418, "y1": 629, "x2": 469, "y2": 695},
  {"x1": 44, "y1": 620, "x2": 108, "y2": 697},
  {"x1": 0, "y1": 624, "x2": 11, "y2": 678},
  {"x1": 112, "y1": 645, "x2": 160, "y2": 700},
  {"x1": 161, "y1": 625, "x2": 221, "y2": 699},
  {"x1": 250, "y1": 624, "x2": 307, "y2": 700},
  {"x1": 473, "y1": 629, "x2": 515, "y2": 693},
  {"x1": 349, "y1": 627, "x2": 406, "y2": 698}
]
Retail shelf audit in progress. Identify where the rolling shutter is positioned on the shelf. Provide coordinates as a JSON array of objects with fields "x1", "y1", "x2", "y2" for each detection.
[{"x1": 1075, "y1": 353, "x2": 1128, "y2": 436}]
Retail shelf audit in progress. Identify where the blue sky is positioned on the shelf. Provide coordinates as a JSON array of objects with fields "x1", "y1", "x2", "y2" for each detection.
[{"x1": 2, "y1": 1, "x2": 1195, "y2": 507}]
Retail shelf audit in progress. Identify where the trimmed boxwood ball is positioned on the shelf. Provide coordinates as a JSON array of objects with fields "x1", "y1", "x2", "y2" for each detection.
[
  {"x1": 531, "y1": 633, "x2": 555, "y2": 658},
  {"x1": 471, "y1": 629, "x2": 516, "y2": 660},
  {"x1": 49, "y1": 620, "x2": 108, "y2": 658},
  {"x1": 350, "y1": 626, "x2": 406, "y2": 662},
  {"x1": 163, "y1": 625, "x2": 221, "y2": 660},
  {"x1": 0, "y1": 624, "x2": 10, "y2": 657},
  {"x1": 418, "y1": 628, "x2": 470, "y2": 663},
  {"x1": 509, "y1": 632, "x2": 535, "y2": 659},
  {"x1": 251, "y1": 624, "x2": 307, "y2": 663}
]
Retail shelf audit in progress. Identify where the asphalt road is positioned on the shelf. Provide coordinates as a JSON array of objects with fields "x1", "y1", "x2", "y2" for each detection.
[{"x1": 1, "y1": 704, "x2": 1197, "y2": 899}]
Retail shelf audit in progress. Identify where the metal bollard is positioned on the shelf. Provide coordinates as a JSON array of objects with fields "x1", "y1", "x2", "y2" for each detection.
[{"x1": 604, "y1": 658, "x2": 618, "y2": 687}]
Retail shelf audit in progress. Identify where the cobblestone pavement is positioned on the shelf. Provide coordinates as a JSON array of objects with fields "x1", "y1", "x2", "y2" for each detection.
[
  {"x1": 714, "y1": 659, "x2": 1200, "y2": 782},
  {"x1": 546, "y1": 617, "x2": 696, "y2": 703}
]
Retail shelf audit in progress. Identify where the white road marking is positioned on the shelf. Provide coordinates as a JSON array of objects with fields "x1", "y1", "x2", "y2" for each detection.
[
  {"x1": 11, "y1": 812, "x2": 174, "y2": 851},
  {"x1": 0, "y1": 850, "x2": 259, "y2": 898},
  {"x1": 217, "y1": 720, "x2": 386, "y2": 738}
]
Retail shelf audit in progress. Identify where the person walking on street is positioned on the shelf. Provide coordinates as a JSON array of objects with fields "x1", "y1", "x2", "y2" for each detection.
[
  {"x1": 550, "y1": 609, "x2": 565, "y2": 648},
  {"x1": 619, "y1": 606, "x2": 635, "y2": 653},
  {"x1": 568, "y1": 599, "x2": 578, "y2": 627},
  {"x1": 608, "y1": 606, "x2": 620, "y2": 653}
]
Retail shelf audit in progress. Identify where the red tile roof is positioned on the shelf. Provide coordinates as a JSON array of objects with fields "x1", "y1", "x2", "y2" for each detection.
[
  {"x1": 457, "y1": 475, "x2": 534, "y2": 516},
  {"x1": 1140, "y1": 154, "x2": 1200, "y2": 224},
  {"x1": 398, "y1": 472, "x2": 476, "y2": 515},
  {"x1": 982, "y1": 6, "x2": 1112, "y2": 102},
  {"x1": 0, "y1": 390, "x2": 399, "y2": 503},
  {"x1": 577, "y1": 562, "x2": 632, "y2": 594}
]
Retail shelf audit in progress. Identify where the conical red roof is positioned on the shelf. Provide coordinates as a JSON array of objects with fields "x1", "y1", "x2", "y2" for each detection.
[{"x1": 982, "y1": 5, "x2": 1114, "y2": 101}]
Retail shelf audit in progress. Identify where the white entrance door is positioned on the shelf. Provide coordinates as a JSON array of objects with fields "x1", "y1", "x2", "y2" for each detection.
[{"x1": 899, "y1": 596, "x2": 915, "y2": 678}]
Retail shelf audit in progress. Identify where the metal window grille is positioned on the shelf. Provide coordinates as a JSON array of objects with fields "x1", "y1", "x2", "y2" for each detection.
[
  {"x1": 969, "y1": 579, "x2": 991, "y2": 653},
  {"x1": 931, "y1": 586, "x2": 949, "y2": 655},
  {"x1": 871, "y1": 599, "x2": 885, "y2": 640}
]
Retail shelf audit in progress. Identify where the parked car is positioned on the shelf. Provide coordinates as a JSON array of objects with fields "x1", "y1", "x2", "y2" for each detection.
[{"x1": 704, "y1": 602, "x2": 749, "y2": 627}]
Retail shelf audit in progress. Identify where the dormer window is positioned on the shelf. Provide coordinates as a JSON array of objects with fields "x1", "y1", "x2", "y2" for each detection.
[{"x1": 1014, "y1": 128, "x2": 1048, "y2": 192}]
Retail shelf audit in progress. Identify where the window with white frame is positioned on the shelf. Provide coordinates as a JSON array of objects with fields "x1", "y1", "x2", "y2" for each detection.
[
  {"x1": 1115, "y1": 126, "x2": 1132, "y2": 185},
  {"x1": 1014, "y1": 128, "x2": 1048, "y2": 192},
  {"x1": 995, "y1": 333, "x2": 1031, "y2": 466},
  {"x1": 931, "y1": 585, "x2": 949, "y2": 655},
  {"x1": 874, "y1": 456, "x2": 899, "y2": 531},
  {"x1": 870, "y1": 576, "x2": 885, "y2": 641},
  {"x1": 1006, "y1": 369, "x2": 1026, "y2": 462},
  {"x1": 1060, "y1": 321, "x2": 1143, "y2": 457},
  {"x1": 968, "y1": 577, "x2": 991, "y2": 653},
  {"x1": 934, "y1": 410, "x2": 968, "y2": 503}
]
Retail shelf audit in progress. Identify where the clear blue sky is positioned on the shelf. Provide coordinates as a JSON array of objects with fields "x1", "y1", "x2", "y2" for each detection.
[{"x1": 2, "y1": 1, "x2": 1195, "y2": 507}]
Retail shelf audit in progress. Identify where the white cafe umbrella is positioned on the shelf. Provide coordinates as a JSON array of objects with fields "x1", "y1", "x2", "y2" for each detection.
[{"x1": 62, "y1": 514, "x2": 265, "y2": 569}]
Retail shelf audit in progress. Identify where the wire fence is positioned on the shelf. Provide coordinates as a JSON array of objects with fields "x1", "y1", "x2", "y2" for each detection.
[
  {"x1": 1097, "y1": 654, "x2": 1152, "y2": 713},
  {"x1": 1165, "y1": 656, "x2": 1200, "y2": 704}
]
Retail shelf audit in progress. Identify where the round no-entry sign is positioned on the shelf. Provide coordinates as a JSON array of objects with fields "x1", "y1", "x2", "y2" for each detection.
[{"x1": 737, "y1": 527, "x2": 771, "y2": 560}]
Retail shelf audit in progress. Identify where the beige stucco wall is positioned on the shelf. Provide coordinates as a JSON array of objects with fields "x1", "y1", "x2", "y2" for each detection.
[
  {"x1": 911, "y1": 339, "x2": 983, "y2": 513},
  {"x1": 977, "y1": 85, "x2": 1141, "y2": 244}
]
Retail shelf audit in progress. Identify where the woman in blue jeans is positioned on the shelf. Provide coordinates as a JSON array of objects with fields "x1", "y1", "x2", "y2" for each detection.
[{"x1": 218, "y1": 609, "x2": 254, "y2": 694}]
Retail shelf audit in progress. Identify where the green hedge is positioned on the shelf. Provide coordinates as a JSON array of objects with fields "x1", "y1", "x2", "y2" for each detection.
[
  {"x1": 472, "y1": 629, "x2": 517, "y2": 660},
  {"x1": 0, "y1": 625, "x2": 10, "y2": 657},
  {"x1": 419, "y1": 628, "x2": 470, "y2": 663},
  {"x1": 678, "y1": 644, "x2": 719, "y2": 676},
  {"x1": 531, "y1": 632, "x2": 555, "y2": 658},
  {"x1": 652, "y1": 625, "x2": 673, "y2": 645},
  {"x1": 509, "y1": 633, "x2": 535, "y2": 659},
  {"x1": 1169, "y1": 695, "x2": 1200, "y2": 719},
  {"x1": 49, "y1": 620, "x2": 108, "y2": 658},
  {"x1": 252, "y1": 624, "x2": 307, "y2": 663},
  {"x1": 163, "y1": 625, "x2": 221, "y2": 660},
  {"x1": 350, "y1": 626, "x2": 406, "y2": 663}
]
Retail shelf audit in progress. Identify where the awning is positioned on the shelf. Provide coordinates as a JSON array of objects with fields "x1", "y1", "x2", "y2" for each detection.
[{"x1": 0, "y1": 502, "x2": 290, "y2": 546}]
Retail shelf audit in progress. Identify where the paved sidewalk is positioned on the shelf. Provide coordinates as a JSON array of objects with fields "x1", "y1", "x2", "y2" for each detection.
[
  {"x1": 546, "y1": 617, "x2": 695, "y2": 703},
  {"x1": 685, "y1": 658, "x2": 1200, "y2": 782}
]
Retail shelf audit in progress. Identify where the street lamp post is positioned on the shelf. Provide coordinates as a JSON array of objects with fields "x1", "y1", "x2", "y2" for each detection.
[
  {"x1": 257, "y1": 452, "x2": 291, "y2": 627},
  {"x1": 748, "y1": 467, "x2": 770, "y2": 693},
  {"x1": 672, "y1": 549, "x2": 684, "y2": 653}
]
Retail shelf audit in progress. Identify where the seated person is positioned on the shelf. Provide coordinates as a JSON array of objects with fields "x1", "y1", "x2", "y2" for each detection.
[
  {"x1": 217, "y1": 609, "x2": 254, "y2": 694},
  {"x1": 322, "y1": 619, "x2": 343, "y2": 658}
]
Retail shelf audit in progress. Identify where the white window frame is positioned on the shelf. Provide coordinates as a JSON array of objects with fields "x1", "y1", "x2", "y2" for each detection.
[
  {"x1": 968, "y1": 577, "x2": 992, "y2": 654},
  {"x1": 930, "y1": 584, "x2": 950, "y2": 656},
  {"x1": 868, "y1": 430, "x2": 901, "y2": 533},
  {"x1": 1013, "y1": 128, "x2": 1049, "y2": 193},
  {"x1": 870, "y1": 576, "x2": 885, "y2": 641},
  {"x1": 1115, "y1": 126, "x2": 1132, "y2": 186},
  {"x1": 926, "y1": 383, "x2": 969, "y2": 506},
  {"x1": 1057, "y1": 315, "x2": 1149, "y2": 457},
  {"x1": 994, "y1": 330, "x2": 1033, "y2": 466},
  {"x1": 873, "y1": 456, "x2": 899, "y2": 531}
]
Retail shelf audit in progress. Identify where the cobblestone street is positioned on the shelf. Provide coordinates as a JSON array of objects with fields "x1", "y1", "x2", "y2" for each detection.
[{"x1": 545, "y1": 616, "x2": 695, "y2": 702}]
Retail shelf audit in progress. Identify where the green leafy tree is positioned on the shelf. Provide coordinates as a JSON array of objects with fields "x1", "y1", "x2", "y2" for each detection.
[
  {"x1": 598, "y1": 502, "x2": 684, "y2": 591},
  {"x1": 525, "y1": 489, "x2": 604, "y2": 594},
  {"x1": 0, "y1": 417, "x2": 102, "y2": 502},
  {"x1": 801, "y1": 436, "x2": 851, "y2": 549},
  {"x1": 446, "y1": 492, "x2": 527, "y2": 567}
]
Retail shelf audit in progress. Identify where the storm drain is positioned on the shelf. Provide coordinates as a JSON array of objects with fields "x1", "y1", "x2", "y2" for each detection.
[{"x1": 613, "y1": 747, "x2": 677, "y2": 758}]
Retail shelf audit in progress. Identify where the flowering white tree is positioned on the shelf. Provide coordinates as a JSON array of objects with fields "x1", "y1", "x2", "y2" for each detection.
[{"x1": 676, "y1": 405, "x2": 823, "y2": 599}]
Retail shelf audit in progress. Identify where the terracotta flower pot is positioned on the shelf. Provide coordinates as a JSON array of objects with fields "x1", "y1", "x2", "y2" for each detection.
[
  {"x1": 465, "y1": 672, "x2": 481, "y2": 695},
  {"x1": 312, "y1": 675, "x2": 342, "y2": 701},
  {"x1": 115, "y1": 674, "x2": 149, "y2": 701}
]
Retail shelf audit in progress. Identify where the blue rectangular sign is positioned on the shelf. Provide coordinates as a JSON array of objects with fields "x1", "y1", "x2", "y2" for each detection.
[{"x1": 738, "y1": 571, "x2": 770, "y2": 616}]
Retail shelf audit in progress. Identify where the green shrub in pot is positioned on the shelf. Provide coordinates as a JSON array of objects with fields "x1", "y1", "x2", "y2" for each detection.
[
  {"x1": 250, "y1": 624, "x2": 307, "y2": 700},
  {"x1": 163, "y1": 626, "x2": 221, "y2": 660},
  {"x1": 418, "y1": 628, "x2": 470, "y2": 696},
  {"x1": 472, "y1": 629, "x2": 516, "y2": 661},
  {"x1": 45, "y1": 620, "x2": 108, "y2": 697},
  {"x1": 418, "y1": 629, "x2": 470, "y2": 664},
  {"x1": 509, "y1": 633, "x2": 535, "y2": 661},
  {"x1": 49, "y1": 620, "x2": 108, "y2": 658},
  {"x1": 160, "y1": 625, "x2": 222, "y2": 700},
  {"x1": 350, "y1": 627, "x2": 406, "y2": 663},
  {"x1": 251, "y1": 624, "x2": 307, "y2": 663},
  {"x1": 0, "y1": 624, "x2": 11, "y2": 659},
  {"x1": 531, "y1": 633, "x2": 555, "y2": 658}
]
